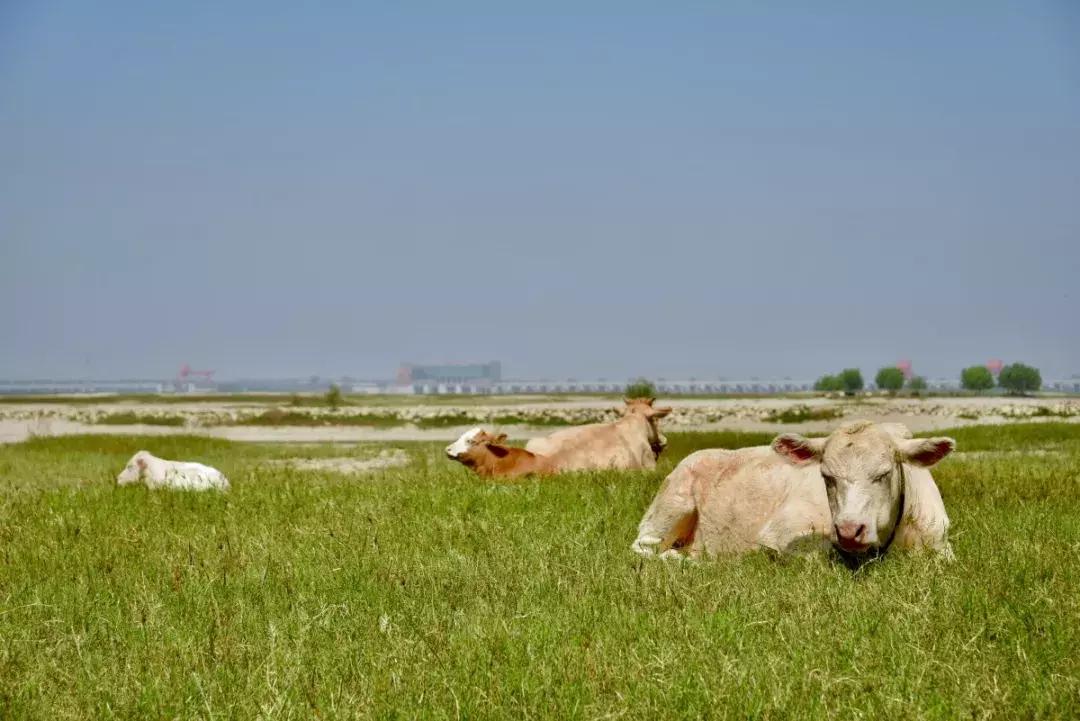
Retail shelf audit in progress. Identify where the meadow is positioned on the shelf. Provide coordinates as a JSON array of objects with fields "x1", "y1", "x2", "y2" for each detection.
[{"x1": 1, "y1": 424, "x2": 1078, "y2": 719}]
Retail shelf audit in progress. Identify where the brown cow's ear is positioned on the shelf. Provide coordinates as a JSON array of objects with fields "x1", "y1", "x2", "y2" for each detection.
[
  {"x1": 899, "y1": 437, "x2": 955, "y2": 467},
  {"x1": 492, "y1": 433, "x2": 508, "y2": 444},
  {"x1": 771, "y1": 434, "x2": 826, "y2": 464},
  {"x1": 650, "y1": 406, "x2": 673, "y2": 418},
  {"x1": 624, "y1": 398, "x2": 634, "y2": 406},
  {"x1": 486, "y1": 443, "x2": 510, "y2": 458},
  {"x1": 644, "y1": 397, "x2": 655, "y2": 406}
]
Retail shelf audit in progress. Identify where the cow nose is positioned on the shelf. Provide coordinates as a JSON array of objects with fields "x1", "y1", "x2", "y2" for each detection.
[{"x1": 835, "y1": 522, "x2": 866, "y2": 543}]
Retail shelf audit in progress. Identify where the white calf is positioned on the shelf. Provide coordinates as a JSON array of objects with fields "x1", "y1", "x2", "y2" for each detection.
[{"x1": 117, "y1": 450, "x2": 230, "y2": 491}]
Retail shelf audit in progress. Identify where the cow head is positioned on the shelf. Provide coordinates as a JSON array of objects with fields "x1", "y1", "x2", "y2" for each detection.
[
  {"x1": 445, "y1": 428, "x2": 509, "y2": 468},
  {"x1": 771, "y1": 421, "x2": 954, "y2": 555},
  {"x1": 622, "y1": 398, "x2": 673, "y2": 457},
  {"x1": 117, "y1": 450, "x2": 152, "y2": 485}
]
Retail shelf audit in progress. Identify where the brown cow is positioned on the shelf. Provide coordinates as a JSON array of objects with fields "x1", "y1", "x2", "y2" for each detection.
[{"x1": 445, "y1": 428, "x2": 556, "y2": 478}]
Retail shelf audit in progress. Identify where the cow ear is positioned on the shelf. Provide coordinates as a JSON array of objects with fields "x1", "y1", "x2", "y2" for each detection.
[
  {"x1": 623, "y1": 398, "x2": 634, "y2": 406},
  {"x1": 899, "y1": 437, "x2": 955, "y2": 467},
  {"x1": 486, "y1": 443, "x2": 510, "y2": 458},
  {"x1": 644, "y1": 397, "x2": 655, "y2": 406},
  {"x1": 492, "y1": 433, "x2": 508, "y2": 444},
  {"x1": 771, "y1": 434, "x2": 825, "y2": 464},
  {"x1": 650, "y1": 406, "x2": 673, "y2": 418},
  {"x1": 136, "y1": 456, "x2": 148, "y2": 471}
]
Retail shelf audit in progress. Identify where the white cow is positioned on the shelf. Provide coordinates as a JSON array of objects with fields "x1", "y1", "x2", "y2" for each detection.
[
  {"x1": 116, "y1": 450, "x2": 230, "y2": 491},
  {"x1": 524, "y1": 398, "x2": 672, "y2": 471},
  {"x1": 632, "y1": 421, "x2": 954, "y2": 560}
]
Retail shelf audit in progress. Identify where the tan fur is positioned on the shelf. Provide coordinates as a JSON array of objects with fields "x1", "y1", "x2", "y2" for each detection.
[{"x1": 525, "y1": 398, "x2": 672, "y2": 471}]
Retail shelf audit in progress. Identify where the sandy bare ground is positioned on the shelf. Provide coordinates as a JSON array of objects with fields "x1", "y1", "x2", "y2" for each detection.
[{"x1": 1, "y1": 396, "x2": 1077, "y2": 444}]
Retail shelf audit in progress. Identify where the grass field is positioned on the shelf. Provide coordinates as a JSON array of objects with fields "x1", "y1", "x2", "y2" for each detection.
[{"x1": 1, "y1": 424, "x2": 1078, "y2": 718}]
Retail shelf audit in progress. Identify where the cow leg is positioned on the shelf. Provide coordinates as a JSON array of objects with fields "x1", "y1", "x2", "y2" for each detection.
[
  {"x1": 632, "y1": 463, "x2": 698, "y2": 558},
  {"x1": 758, "y1": 498, "x2": 832, "y2": 556}
]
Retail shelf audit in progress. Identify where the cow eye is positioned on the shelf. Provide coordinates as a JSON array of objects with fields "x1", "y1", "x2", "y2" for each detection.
[{"x1": 874, "y1": 472, "x2": 890, "y2": 484}]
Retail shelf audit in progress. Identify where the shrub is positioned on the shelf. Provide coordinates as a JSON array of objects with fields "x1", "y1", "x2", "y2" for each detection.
[
  {"x1": 839, "y1": 368, "x2": 864, "y2": 395},
  {"x1": 414, "y1": 413, "x2": 481, "y2": 428},
  {"x1": 763, "y1": 406, "x2": 843, "y2": 424},
  {"x1": 961, "y1": 366, "x2": 995, "y2": 392},
  {"x1": 624, "y1": 378, "x2": 657, "y2": 399},
  {"x1": 875, "y1": 367, "x2": 904, "y2": 394},
  {"x1": 491, "y1": 414, "x2": 576, "y2": 427},
  {"x1": 96, "y1": 412, "x2": 186, "y2": 427},
  {"x1": 238, "y1": 409, "x2": 403, "y2": 427},
  {"x1": 908, "y1": 376, "x2": 928, "y2": 395},
  {"x1": 325, "y1": 384, "x2": 344, "y2": 410},
  {"x1": 999, "y1": 363, "x2": 1042, "y2": 396},
  {"x1": 814, "y1": 375, "x2": 842, "y2": 392}
]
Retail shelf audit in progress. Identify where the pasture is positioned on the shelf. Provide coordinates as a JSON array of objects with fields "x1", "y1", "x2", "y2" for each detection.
[{"x1": 1, "y1": 424, "x2": 1078, "y2": 719}]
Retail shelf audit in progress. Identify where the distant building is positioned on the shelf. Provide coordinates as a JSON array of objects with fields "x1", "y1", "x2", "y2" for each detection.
[
  {"x1": 1048, "y1": 379, "x2": 1080, "y2": 394},
  {"x1": 397, "y1": 362, "x2": 502, "y2": 394}
]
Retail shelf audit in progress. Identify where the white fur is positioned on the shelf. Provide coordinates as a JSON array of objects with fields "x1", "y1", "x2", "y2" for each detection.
[
  {"x1": 445, "y1": 428, "x2": 483, "y2": 458},
  {"x1": 633, "y1": 422, "x2": 954, "y2": 560},
  {"x1": 117, "y1": 450, "x2": 230, "y2": 491}
]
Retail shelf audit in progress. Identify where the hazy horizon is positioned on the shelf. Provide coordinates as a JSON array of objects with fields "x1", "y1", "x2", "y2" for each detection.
[{"x1": 3, "y1": 3, "x2": 1078, "y2": 381}]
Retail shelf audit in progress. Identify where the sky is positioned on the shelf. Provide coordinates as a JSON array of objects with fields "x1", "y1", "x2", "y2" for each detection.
[{"x1": 2, "y1": 1, "x2": 1078, "y2": 382}]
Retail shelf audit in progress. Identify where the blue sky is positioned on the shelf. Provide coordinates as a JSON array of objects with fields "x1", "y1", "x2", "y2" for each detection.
[{"x1": 2, "y1": 1, "x2": 1078, "y2": 380}]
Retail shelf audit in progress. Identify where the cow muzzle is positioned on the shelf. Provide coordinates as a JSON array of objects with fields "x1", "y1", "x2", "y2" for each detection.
[{"x1": 834, "y1": 521, "x2": 871, "y2": 553}]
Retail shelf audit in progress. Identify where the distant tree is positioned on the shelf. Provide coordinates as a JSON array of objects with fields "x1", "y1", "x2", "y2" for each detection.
[
  {"x1": 839, "y1": 368, "x2": 864, "y2": 395},
  {"x1": 814, "y1": 374, "x2": 842, "y2": 392},
  {"x1": 998, "y1": 363, "x2": 1042, "y2": 396},
  {"x1": 908, "y1": 375, "x2": 928, "y2": 395},
  {"x1": 325, "y1": 384, "x2": 344, "y2": 409},
  {"x1": 875, "y1": 367, "x2": 905, "y2": 394},
  {"x1": 960, "y1": 365, "x2": 995, "y2": 393},
  {"x1": 625, "y1": 378, "x2": 657, "y2": 399}
]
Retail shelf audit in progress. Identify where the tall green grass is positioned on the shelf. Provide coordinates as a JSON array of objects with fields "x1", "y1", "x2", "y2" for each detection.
[{"x1": 0, "y1": 424, "x2": 1077, "y2": 718}]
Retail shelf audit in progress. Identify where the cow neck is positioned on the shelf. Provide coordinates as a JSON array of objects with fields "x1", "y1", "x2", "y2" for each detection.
[
  {"x1": 623, "y1": 413, "x2": 651, "y2": 433},
  {"x1": 879, "y1": 461, "x2": 907, "y2": 555}
]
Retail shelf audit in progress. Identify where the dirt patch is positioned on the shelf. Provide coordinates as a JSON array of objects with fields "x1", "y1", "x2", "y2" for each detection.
[{"x1": 267, "y1": 449, "x2": 410, "y2": 474}]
